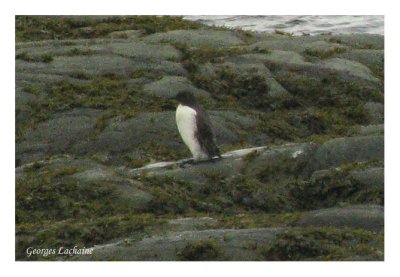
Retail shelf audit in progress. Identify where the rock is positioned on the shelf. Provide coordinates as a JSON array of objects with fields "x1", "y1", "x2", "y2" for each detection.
[
  {"x1": 75, "y1": 111, "x2": 262, "y2": 160},
  {"x1": 318, "y1": 58, "x2": 380, "y2": 84},
  {"x1": 143, "y1": 76, "x2": 209, "y2": 98},
  {"x1": 358, "y1": 124, "x2": 384, "y2": 135},
  {"x1": 17, "y1": 54, "x2": 186, "y2": 78},
  {"x1": 107, "y1": 30, "x2": 142, "y2": 40},
  {"x1": 364, "y1": 102, "x2": 384, "y2": 124},
  {"x1": 110, "y1": 41, "x2": 181, "y2": 61},
  {"x1": 262, "y1": 50, "x2": 309, "y2": 66},
  {"x1": 350, "y1": 167, "x2": 384, "y2": 189},
  {"x1": 245, "y1": 142, "x2": 318, "y2": 180},
  {"x1": 306, "y1": 135, "x2": 384, "y2": 172},
  {"x1": 86, "y1": 227, "x2": 283, "y2": 261},
  {"x1": 71, "y1": 167, "x2": 153, "y2": 210},
  {"x1": 17, "y1": 108, "x2": 105, "y2": 164},
  {"x1": 294, "y1": 205, "x2": 384, "y2": 231},
  {"x1": 215, "y1": 58, "x2": 291, "y2": 98},
  {"x1": 167, "y1": 217, "x2": 219, "y2": 231},
  {"x1": 334, "y1": 49, "x2": 384, "y2": 76},
  {"x1": 249, "y1": 37, "x2": 348, "y2": 53},
  {"x1": 321, "y1": 34, "x2": 384, "y2": 49},
  {"x1": 143, "y1": 29, "x2": 243, "y2": 48},
  {"x1": 128, "y1": 143, "x2": 316, "y2": 185},
  {"x1": 16, "y1": 155, "x2": 153, "y2": 210}
]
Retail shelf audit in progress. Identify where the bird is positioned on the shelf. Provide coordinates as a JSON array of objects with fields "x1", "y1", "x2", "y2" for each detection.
[{"x1": 173, "y1": 90, "x2": 221, "y2": 163}]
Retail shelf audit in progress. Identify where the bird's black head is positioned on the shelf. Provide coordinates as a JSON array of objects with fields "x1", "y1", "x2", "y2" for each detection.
[{"x1": 174, "y1": 90, "x2": 198, "y2": 106}]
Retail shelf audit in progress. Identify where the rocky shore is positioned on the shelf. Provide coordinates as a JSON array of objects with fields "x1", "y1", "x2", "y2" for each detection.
[{"x1": 15, "y1": 16, "x2": 384, "y2": 261}]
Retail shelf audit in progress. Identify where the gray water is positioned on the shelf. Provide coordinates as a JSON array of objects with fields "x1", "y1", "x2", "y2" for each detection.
[{"x1": 184, "y1": 15, "x2": 384, "y2": 36}]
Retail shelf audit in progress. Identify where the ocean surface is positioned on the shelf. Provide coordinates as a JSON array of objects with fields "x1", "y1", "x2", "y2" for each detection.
[{"x1": 183, "y1": 15, "x2": 384, "y2": 36}]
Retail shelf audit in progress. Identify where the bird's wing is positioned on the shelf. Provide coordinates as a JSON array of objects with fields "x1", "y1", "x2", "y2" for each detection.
[{"x1": 195, "y1": 108, "x2": 220, "y2": 158}]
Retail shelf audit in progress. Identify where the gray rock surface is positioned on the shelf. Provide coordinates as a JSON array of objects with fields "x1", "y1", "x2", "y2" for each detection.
[
  {"x1": 358, "y1": 124, "x2": 384, "y2": 135},
  {"x1": 248, "y1": 36, "x2": 348, "y2": 53},
  {"x1": 143, "y1": 29, "x2": 243, "y2": 47},
  {"x1": 306, "y1": 135, "x2": 384, "y2": 173},
  {"x1": 334, "y1": 49, "x2": 384, "y2": 75},
  {"x1": 294, "y1": 205, "x2": 384, "y2": 231},
  {"x1": 143, "y1": 76, "x2": 209, "y2": 98},
  {"x1": 86, "y1": 227, "x2": 283, "y2": 261},
  {"x1": 216, "y1": 57, "x2": 291, "y2": 97},
  {"x1": 167, "y1": 217, "x2": 219, "y2": 231},
  {"x1": 17, "y1": 108, "x2": 105, "y2": 164},
  {"x1": 350, "y1": 167, "x2": 384, "y2": 189},
  {"x1": 364, "y1": 102, "x2": 384, "y2": 124},
  {"x1": 318, "y1": 58, "x2": 380, "y2": 84}
]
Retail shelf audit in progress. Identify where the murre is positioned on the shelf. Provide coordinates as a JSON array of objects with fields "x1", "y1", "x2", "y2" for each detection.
[{"x1": 173, "y1": 90, "x2": 221, "y2": 163}]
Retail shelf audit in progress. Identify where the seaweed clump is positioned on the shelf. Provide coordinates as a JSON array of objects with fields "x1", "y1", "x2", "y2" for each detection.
[
  {"x1": 16, "y1": 16, "x2": 205, "y2": 42},
  {"x1": 260, "y1": 227, "x2": 383, "y2": 261},
  {"x1": 177, "y1": 240, "x2": 221, "y2": 261}
]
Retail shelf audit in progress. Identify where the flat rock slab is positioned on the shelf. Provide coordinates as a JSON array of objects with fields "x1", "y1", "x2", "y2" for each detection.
[
  {"x1": 16, "y1": 54, "x2": 186, "y2": 78},
  {"x1": 127, "y1": 143, "x2": 316, "y2": 185},
  {"x1": 86, "y1": 227, "x2": 283, "y2": 261},
  {"x1": 294, "y1": 205, "x2": 384, "y2": 231}
]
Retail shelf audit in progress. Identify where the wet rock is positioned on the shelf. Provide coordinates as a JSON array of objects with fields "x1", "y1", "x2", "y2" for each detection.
[
  {"x1": 334, "y1": 49, "x2": 384, "y2": 76},
  {"x1": 17, "y1": 54, "x2": 186, "y2": 78},
  {"x1": 262, "y1": 50, "x2": 309, "y2": 66},
  {"x1": 167, "y1": 217, "x2": 219, "y2": 231},
  {"x1": 364, "y1": 102, "x2": 384, "y2": 124},
  {"x1": 358, "y1": 124, "x2": 384, "y2": 135},
  {"x1": 307, "y1": 135, "x2": 384, "y2": 173},
  {"x1": 321, "y1": 34, "x2": 384, "y2": 49},
  {"x1": 128, "y1": 143, "x2": 315, "y2": 185},
  {"x1": 215, "y1": 58, "x2": 291, "y2": 98},
  {"x1": 318, "y1": 58, "x2": 380, "y2": 84},
  {"x1": 74, "y1": 110, "x2": 260, "y2": 161},
  {"x1": 110, "y1": 41, "x2": 181, "y2": 61},
  {"x1": 143, "y1": 76, "x2": 209, "y2": 98},
  {"x1": 16, "y1": 108, "x2": 105, "y2": 164},
  {"x1": 86, "y1": 227, "x2": 283, "y2": 261},
  {"x1": 294, "y1": 205, "x2": 384, "y2": 231},
  {"x1": 350, "y1": 167, "x2": 384, "y2": 189},
  {"x1": 249, "y1": 37, "x2": 348, "y2": 53},
  {"x1": 143, "y1": 29, "x2": 243, "y2": 47},
  {"x1": 71, "y1": 167, "x2": 153, "y2": 210},
  {"x1": 107, "y1": 30, "x2": 142, "y2": 40}
]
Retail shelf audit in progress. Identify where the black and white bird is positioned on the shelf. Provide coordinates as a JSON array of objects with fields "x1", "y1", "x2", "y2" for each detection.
[{"x1": 174, "y1": 90, "x2": 221, "y2": 162}]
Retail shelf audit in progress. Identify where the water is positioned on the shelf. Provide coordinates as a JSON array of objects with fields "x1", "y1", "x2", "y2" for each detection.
[{"x1": 183, "y1": 15, "x2": 384, "y2": 36}]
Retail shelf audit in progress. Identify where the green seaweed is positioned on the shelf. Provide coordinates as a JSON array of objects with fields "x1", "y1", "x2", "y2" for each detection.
[
  {"x1": 16, "y1": 16, "x2": 206, "y2": 42},
  {"x1": 177, "y1": 239, "x2": 221, "y2": 261},
  {"x1": 259, "y1": 227, "x2": 383, "y2": 261},
  {"x1": 289, "y1": 165, "x2": 384, "y2": 210},
  {"x1": 303, "y1": 47, "x2": 347, "y2": 59}
]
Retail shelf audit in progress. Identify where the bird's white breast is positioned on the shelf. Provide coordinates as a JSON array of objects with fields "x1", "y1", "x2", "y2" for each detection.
[{"x1": 176, "y1": 104, "x2": 208, "y2": 160}]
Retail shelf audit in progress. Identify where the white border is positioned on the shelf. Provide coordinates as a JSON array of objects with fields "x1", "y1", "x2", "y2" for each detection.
[{"x1": 2, "y1": 0, "x2": 399, "y2": 276}]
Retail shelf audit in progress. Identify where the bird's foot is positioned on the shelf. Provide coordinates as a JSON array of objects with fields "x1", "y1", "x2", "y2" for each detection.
[
  {"x1": 179, "y1": 159, "x2": 195, "y2": 168},
  {"x1": 179, "y1": 156, "x2": 222, "y2": 168}
]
